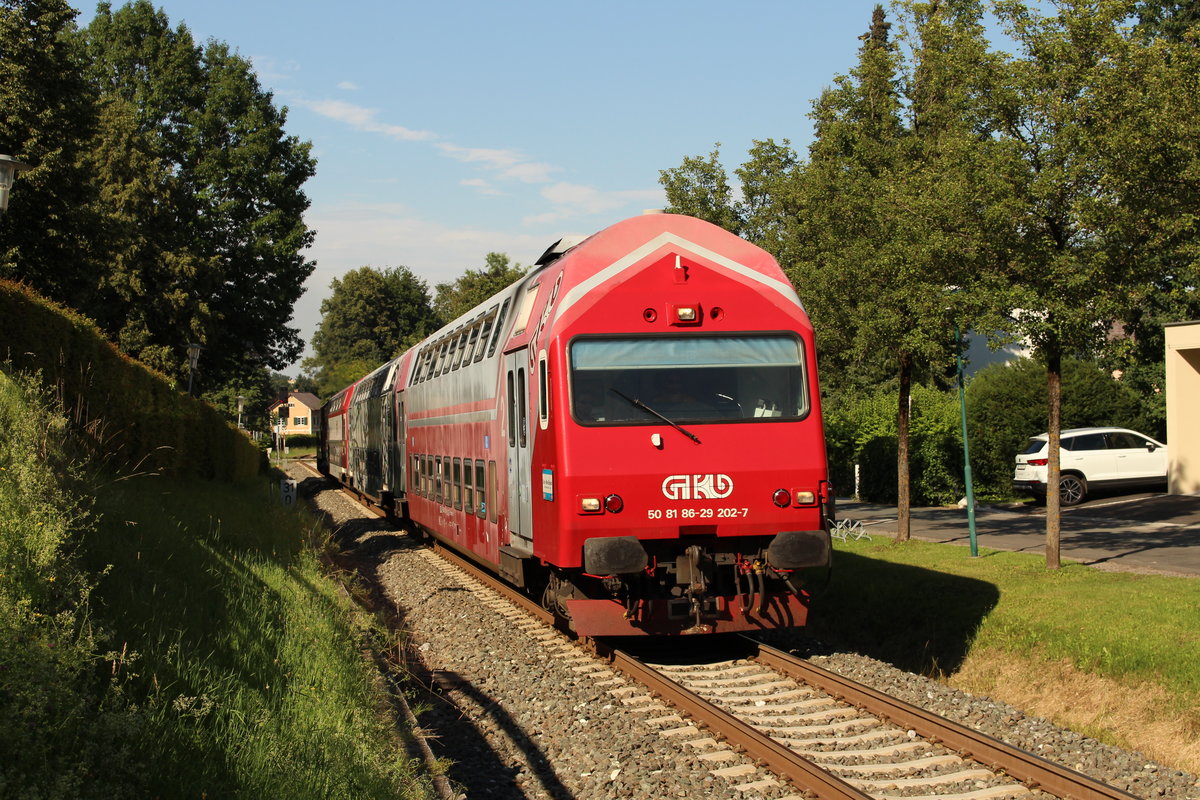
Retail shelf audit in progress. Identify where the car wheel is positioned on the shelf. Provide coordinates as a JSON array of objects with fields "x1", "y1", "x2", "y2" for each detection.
[{"x1": 1059, "y1": 474, "x2": 1087, "y2": 506}]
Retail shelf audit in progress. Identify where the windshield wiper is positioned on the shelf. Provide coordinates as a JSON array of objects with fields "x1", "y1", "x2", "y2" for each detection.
[{"x1": 609, "y1": 389, "x2": 701, "y2": 444}]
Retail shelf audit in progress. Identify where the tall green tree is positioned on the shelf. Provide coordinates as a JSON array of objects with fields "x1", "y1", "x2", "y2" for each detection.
[
  {"x1": 433, "y1": 252, "x2": 525, "y2": 324},
  {"x1": 82, "y1": 1, "x2": 317, "y2": 390},
  {"x1": 1135, "y1": 0, "x2": 1200, "y2": 41},
  {"x1": 989, "y1": 0, "x2": 1200, "y2": 567},
  {"x1": 305, "y1": 266, "x2": 437, "y2": 397},
  {"x1": 735, "y1": 139, "x2": 804, "y2": 269},
  {"x1": 0, "y1": 0, "x2": 98, "y2": 309},
  {"x1": 798, "y1": 2, "x2": 1002, "y2": 540},
  {"x1": 659, "y1": 145, "x2": 743, "y2": 233}
]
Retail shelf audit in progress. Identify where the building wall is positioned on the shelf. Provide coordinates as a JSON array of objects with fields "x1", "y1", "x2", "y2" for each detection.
[
  {"x1": 1165, "y1": 321, "x2": 1200, "y2": 495},
  {"x1": 271, "y1": 398, "x2": 318, "y2": 436}
]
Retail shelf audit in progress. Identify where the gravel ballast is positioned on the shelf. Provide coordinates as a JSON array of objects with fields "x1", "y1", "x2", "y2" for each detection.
[{"x1": 292, "y1": 468, "x2": 1200, "y2": 800}]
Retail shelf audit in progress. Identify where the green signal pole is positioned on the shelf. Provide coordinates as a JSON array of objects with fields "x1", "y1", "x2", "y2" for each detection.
[{"x1": 956, "y1": 323, "x2": 979, "y2": 557}]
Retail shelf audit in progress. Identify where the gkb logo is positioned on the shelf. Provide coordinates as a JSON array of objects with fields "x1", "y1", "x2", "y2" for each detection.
[{"x1": 662, "y1": 474, "x2": 734, "y2": 500}]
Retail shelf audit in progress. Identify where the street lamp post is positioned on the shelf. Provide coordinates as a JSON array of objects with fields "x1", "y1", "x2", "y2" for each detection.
[
  {"x1": 186, "y1": 342, "x2": 202, "y2": 396},
  {"x1": 955, "y1": 322, "x2": 979, "y2": 557},
  {"x1": 0, "y1": 155, "x2": 31, "y2": 217},
  {"x1": 236, "y1": 394, "x2": 245, "y2": 429}
]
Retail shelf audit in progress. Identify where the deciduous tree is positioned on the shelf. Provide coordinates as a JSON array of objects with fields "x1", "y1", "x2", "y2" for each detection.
[
  {"x1": 305, "y1": 266, "x2": 437, "y2": 397},
  {"x1": 433, "y1": 252, "x2": 526, "y2": 324},
  {"x1": 988, "y1": 0, "x2": 1200, "y2": 566},
  {"x1": 659, "y1": 145, "x2": 743, "y2": 233},
  {"x1": 0, "y1": 0, "x2": 97, "y2": 309}
]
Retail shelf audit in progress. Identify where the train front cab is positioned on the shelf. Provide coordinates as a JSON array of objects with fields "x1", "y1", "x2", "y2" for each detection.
[{"x1": 516, "y1": 217, "x2": 832, "y2": 636}]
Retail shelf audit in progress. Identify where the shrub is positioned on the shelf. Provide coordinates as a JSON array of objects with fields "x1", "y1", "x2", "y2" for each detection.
[
  {"x1": 823, "y1": 384, "x2": 963, "y2": 505},
  {"x1": 283, "y1": 434, "x2": 318, "y2": 449}
]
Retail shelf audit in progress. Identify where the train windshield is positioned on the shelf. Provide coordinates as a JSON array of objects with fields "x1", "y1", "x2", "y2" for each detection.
[{"x1": 569, "y1": 334, "x2": 808, "y2": 424}]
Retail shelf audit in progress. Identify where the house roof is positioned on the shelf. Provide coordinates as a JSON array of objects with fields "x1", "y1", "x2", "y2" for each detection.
[
  {"x1": 268, "y1": 391, "x2": 323, "y2": 412},
  {"x1": 289, "y1": 392, "x2": 322, "y2": 410}
]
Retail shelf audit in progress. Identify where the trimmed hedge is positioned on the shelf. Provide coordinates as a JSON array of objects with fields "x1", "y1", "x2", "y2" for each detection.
[
  {"x1": 824, "y1": 384, "x2": 963, "y2": 505},
  {"x1": 0, "y1": 280, "x2": 262, "y2": 481}
]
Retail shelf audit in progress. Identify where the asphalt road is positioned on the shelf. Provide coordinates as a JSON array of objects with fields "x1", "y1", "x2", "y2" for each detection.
[{"x1": 835, "y1": 492, "x2": 1200, "y2": 577}]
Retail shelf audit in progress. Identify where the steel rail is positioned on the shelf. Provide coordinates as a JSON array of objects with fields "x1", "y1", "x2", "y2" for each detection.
[
  {"x1": 304, "y1": 468, "x2": 1136, "y2": 800},
  {"x1": 596, "y1": 643, "x2": 874, "y2": 800},
  {"x1": 427, "y1": 541, "x2": 564, "y2": 628},
  {"x1": 747, "y1": 638, "x2": 1141, "y2": 800},
  {"x1": 421, "y1": 543, "x2": 872, "y2": 798}
]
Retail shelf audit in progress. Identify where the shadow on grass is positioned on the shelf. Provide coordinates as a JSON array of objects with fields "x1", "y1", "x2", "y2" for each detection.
[{"x1": 802, "y1": 550, "x2": 1000, "y2": 677}]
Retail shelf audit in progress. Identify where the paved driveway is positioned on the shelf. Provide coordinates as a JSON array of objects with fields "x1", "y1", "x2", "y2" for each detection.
[{"x1": 835, "y1": 493, "x2": 1200, "y2": 577}]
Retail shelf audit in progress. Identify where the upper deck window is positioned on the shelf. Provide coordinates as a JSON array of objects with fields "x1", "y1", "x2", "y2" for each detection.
[{"x1": 569, "y1": 334, "x2": 808, "y2": 425}]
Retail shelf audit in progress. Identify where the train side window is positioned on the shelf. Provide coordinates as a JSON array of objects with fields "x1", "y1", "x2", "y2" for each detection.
[
  {"x1": 453, "y1": 458, "x2": 462, "y2": 509},
  {"x1": 411, "y1": 454, "x2": 419, "y2": 494},
  {"x1": 435, "y1": 456, "x2": 443, "y2": 503},
  {"x1": 461, "y1": 323, "x2": 480, "y2": 367},
  {"x1": 517, "y1": 367, "x2": 527, "y2": 448},
  {"x1": 487, "y1": 460, "x2": 498, "y2": 523},
  {"x1": 409, "y1": 351, "x2": 423, "y2": 386},
  {"x1": 442, "y1": 458, "x2": 452, "y2": 506},
  {"x1": 513, "y1": 284, "x2": 540, "y2": 335},
  {"x1": 475, "y1": 460, "x2": 486, "y2": 517},
  {"x1": 446, "y1": 328, "x2": 463, "y2": 373},
  {"x1": 422, "y1": 347, "x2": 435, "y2": 382},
  {"x1": 506, "y1": 370, "x2": 516, "y2": 447},
  {"x1": 475, "y1": 305, "x2": 498, "y2": 362},
  {"x1": 538, "y1": 351, "x2": 548, "y2": 427},
  {"x1": 426, "y1": 345, "x2": 440, "y2": 381},
  {"x1": 456, "y1": 327, "x2": 468, "y2": 361},
  {"x1": 463, "y1": 461, "x2": 473, "y2": 513},
  {"x1": 487, "y1": 298, "x2": 511, "y2": 358},
  {"x1": 434, "y1": 339, "x2": 450, "y2": 377},
  {"x1": 423, "y1": 455, "x2": 431, "y2": 497}
]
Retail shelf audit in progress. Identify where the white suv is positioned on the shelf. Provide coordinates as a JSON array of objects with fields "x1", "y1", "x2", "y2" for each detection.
[{"x1": 1013, "y1": 427, "x2": 1168, "y2": 506}]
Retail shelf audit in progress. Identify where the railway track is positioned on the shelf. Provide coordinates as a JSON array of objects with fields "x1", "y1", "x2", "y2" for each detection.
[{"x1": 295, "y1": 463, "x2": 1144, "y2": 800}]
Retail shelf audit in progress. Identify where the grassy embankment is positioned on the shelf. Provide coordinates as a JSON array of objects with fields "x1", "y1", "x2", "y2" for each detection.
[
  {"x1": 0, "y1": 370, "x2": 435, "y2": 798},
  {"x1": 809, "y1": 536, "x2": 1200, "y2": 774},
  {"x1": 0, "y1": 280, "x2": 435, "y2": 799}
]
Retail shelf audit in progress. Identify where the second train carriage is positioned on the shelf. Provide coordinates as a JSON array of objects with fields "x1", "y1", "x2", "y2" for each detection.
[{"x1": 321, "y1": 213, "x2": 832, "y2": 636}]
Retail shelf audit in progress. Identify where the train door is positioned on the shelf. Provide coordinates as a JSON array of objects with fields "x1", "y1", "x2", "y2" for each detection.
[
  {"x1": 504, "y1": 349, "x2": 533, "y2": 552},
  {"x1": 395, "y1": 395, "x2": 406, "y2": 501}
]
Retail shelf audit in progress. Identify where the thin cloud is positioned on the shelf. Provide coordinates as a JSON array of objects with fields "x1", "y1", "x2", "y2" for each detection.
[
  {"x1": 524, "y1": 182, "x2": 663, "y2": 224},
  {"x1": 336, "y1": 80, "x2": 359, "y2": 90},
  {"x1": 297, "y1": 94, "x2": 563, "y2": 189},
  {"x1": 436, "y1": 143, "x2": 523, "y2": 170},
  {"x1": 299, "y1": 98, "x2": 436, "y2": 141},
  {"x1": 461, "y1": 178, "x2": 503, "y2": 196}
]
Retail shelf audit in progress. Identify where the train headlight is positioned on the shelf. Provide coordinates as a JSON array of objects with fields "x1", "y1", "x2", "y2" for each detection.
[
  {"x1": 793, "y1": 490, "x2": 815, "y2": 505},
  {"x1": 676, "y1": 306, "x2": 697, "y2": 322},
  {"x1": 772, "y1": 488, "x2": 791, "y2": 508},
  {"x1": 580, "y1": 497, "x2": 602, "y2": 513},
  {"x1": 604, "y1": 494, "x2": 624, "y2": 513}
]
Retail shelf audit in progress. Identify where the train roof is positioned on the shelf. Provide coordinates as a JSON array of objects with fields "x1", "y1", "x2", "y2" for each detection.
[{"x1": 403, "y1": 213, "x2": 803, "y2": 362}]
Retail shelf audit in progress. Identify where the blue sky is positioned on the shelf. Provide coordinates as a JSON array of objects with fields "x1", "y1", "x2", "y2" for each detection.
[{"x1": 77, "y1": 1, "x2": 892, "y2": 372}]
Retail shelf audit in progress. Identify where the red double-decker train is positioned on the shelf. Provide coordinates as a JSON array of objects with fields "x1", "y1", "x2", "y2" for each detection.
[{"x1": 318, "y1": 213, "x2": 831, "y2": 636}]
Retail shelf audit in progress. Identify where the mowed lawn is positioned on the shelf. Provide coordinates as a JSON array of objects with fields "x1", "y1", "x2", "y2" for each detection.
[{"x1": 807, "y1": 536, "x2": 1200, "y2": 773}]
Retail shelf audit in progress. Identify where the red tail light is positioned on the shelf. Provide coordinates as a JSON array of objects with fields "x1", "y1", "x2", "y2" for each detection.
[
  {"x1": 772, "y1": 488, "x2": 791, "y2": 508},
  {"x1": 1027, "y1": 458, "x2": 1048, "y2": 466}
]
